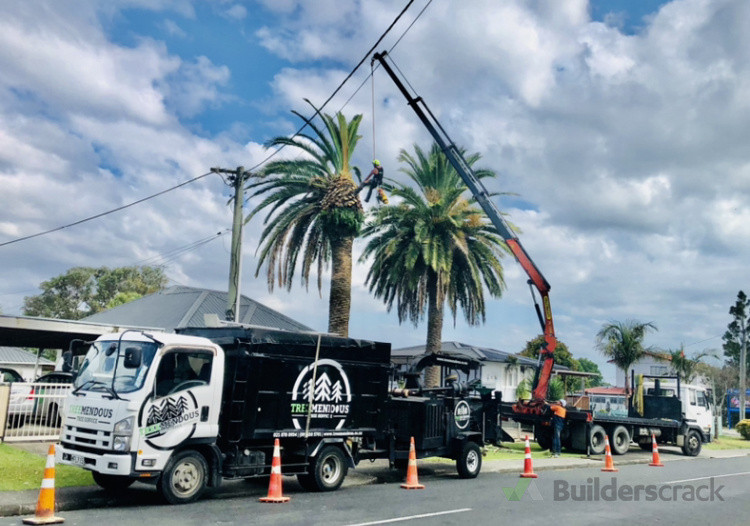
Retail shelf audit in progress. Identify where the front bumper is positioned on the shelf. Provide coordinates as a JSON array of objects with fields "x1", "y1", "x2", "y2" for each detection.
[{"x1": 58, "y1": 445, "x2": 136, "y2": 476}]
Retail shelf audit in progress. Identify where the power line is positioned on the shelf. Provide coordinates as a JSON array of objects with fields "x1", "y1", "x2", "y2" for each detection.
[
  {"x1": 136, "y1": 230, "x2": 229, "y2": 267},
  {"x1": 0, "y1": 171, "x2": 213, "y2": 248}
]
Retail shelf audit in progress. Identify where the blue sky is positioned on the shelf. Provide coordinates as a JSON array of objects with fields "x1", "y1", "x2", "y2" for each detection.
[{"x1": 2, "y1": 0, "x2": 747, "y2": 385}]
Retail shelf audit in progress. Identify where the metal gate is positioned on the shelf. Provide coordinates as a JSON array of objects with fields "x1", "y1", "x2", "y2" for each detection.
[{"x1": 1, "y1": 382, "x2": 72, "y2": 442}]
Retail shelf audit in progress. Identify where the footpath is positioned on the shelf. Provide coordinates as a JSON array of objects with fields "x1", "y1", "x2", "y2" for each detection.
[{"x1": 1, "y1": 440, "x2": 747, "y2": 518}]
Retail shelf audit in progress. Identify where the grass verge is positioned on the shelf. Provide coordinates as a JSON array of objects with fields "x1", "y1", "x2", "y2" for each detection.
[
  {"x1": 703, "y1": 434, "x2": 750, "y2": 450},
  {"x1": 0, "y1": 443, "x2": 93, "y2": 491}
]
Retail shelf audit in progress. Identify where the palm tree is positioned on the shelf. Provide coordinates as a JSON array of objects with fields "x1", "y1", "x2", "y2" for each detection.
[
  {"x1": 668, "y1": 346, "x2": 715, "y2": 383},
  {"x1": 595, "y1": 320, "x2": 658, "y2": 389},
  {"x1": 361, "y1": 143, "x2": 509, "y2": 387},
  {"x1": 246, "y1": 109, "x2": 364, "y2": 337}
]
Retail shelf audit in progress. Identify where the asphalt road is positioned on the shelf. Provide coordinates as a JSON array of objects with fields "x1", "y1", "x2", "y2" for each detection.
[{"x1": 3, "y1": 456, "x2": 747, "y2": 526}]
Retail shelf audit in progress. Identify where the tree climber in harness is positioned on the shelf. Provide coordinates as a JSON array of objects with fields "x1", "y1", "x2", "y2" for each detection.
[{"x1": 359, "y1": 159, "x2": 384, "y2": 203}]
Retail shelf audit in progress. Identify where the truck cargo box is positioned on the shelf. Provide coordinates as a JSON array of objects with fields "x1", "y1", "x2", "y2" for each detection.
[{"x1": 177, "y1": 327, "x2": 392, "y2": 447}]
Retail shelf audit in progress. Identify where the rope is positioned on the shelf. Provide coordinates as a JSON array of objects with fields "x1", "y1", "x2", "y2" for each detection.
[{"x1": 371, "y1": 60, "x2": 377, "y2": 161}]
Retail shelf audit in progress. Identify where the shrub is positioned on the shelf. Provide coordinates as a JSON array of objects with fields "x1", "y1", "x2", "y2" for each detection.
[{"x1": 736, "y1": 419, "x2": 750, "y2": 440}]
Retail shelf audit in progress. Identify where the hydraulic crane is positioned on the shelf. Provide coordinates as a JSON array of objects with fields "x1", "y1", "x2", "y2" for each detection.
[{"x1": 372, "y1": 51, "x2": 556, "y2": 413}]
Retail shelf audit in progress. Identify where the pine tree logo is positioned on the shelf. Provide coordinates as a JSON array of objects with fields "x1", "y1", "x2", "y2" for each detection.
[{"x1": 291, "y1": 359, "x2": 352, "y2": 430}]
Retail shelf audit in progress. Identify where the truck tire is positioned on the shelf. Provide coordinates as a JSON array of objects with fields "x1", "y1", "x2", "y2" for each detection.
[
  {"x1": 307, "y1": 445, "x2": 348, "y2": 492},
  {"x1": 456, "y1": 442, "x2": 482, "y2": 479},
  {"x1": 158, "y1": 449, "x2": 208, "y2": 504},
  {"x1": 92, "y1": 472, "x2": 135, "y2": 492},
  {"x1": 609, "y1": 425, "x2": 630, "y2": 455},
  {"x1": 534, "y1": 426, "x2": 552, "y2": 451},
  {"x1": 589, "y1": 425, "x2": 606, "y2": 455},
  {"x1": 682, "y1": 429, "x2": 702, "y2": 457}
]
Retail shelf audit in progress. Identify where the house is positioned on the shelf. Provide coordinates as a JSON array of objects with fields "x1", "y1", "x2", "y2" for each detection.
[
  {"x1": 83, "y1": 285, "x2": 313, "y2": 332},
  {"x1": 0, "y1": 347, "x2": 55, "y2": 381},
  {"x1": 392, "y1": 341, "x2": 548, "y2": 402},
  {"x1": 614, "y1": 352, "x2": 709, "y2": 389}
]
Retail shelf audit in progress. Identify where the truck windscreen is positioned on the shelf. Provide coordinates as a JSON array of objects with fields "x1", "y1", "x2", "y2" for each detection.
[{"x1": 74, "y1": 341, "x2": 159, "y2": 394}]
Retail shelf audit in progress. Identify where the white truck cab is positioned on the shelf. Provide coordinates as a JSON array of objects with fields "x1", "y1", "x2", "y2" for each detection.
[{"x1": 58, "y1": 331, "x2": 224, "y2": 493}]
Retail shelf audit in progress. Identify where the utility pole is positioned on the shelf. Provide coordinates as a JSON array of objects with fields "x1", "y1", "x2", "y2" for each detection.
[{"x1": 212, "y1": 166, "x2": 251, "y2": 322}]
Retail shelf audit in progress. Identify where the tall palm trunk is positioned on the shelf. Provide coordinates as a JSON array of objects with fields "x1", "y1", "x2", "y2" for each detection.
[
  {"x1": 424, "y1": 270, "x2": 444, "y2": 388},
  {"x1": 328, "y1": 236, "x2": 353, "y2": 337}
]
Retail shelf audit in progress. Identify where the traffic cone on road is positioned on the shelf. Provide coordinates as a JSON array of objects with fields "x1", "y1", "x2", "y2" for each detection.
[
  {"x1": 400, "y1": 437, "x2": 425, "y2": 489},
  {"x1": 520, "y1": 435, "x2": 538, "y2": 478},
  {"x1": 649, "y1": 434, "x2": 664, "y2": 467},
  {"x1": 601, "y1": 435, "x2": 619, "y2": 472},
  {"x1": 260, "y1": 439, "x2": 290, "y2": 503},
  {"x1": 23, "y1": 444, "x2": 64, "y2": 524}
]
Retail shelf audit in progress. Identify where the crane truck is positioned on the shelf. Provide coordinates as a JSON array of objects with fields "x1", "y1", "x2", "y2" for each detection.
[{"x1": 372, "y1": 50, "x2": 712, "y2": 457}]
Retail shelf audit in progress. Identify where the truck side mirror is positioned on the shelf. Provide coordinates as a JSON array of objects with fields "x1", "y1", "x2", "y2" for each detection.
[
  {"x1": 62, "y1": 351, "x2": 73, "y2": 373},
  {"x1": 123, "y1": 347, "x2": 142, "y2": 369}
]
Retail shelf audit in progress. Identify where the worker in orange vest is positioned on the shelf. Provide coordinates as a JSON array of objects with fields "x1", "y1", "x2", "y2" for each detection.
[{"x1": 549, "y1": 399, "x2": 567, "y2": 457}]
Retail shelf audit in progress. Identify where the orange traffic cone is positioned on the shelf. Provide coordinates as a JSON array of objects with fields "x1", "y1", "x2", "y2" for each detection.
[
  {"x1": 260, "y1": 439, "x2": 290, "y2": 503},
  {"x1": 400, "y1": 437, "x2": 425, "y2": 489},
  {"x1": 520, "y1": 435, "x2": 538, "y2": 478},
  {"x1": 23, "y1": 444, "x2": 64, "y2": 524},
  {"x1": 649, "y1": 434, "x2": 664, "y2": 467},
  {"x1": 601, "y1": 435, "x2": 619, "y2": 472}
]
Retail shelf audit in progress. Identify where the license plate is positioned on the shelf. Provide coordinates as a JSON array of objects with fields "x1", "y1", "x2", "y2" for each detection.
[{"x1": 68, "y1": 454, "x2": 86, "y2": 466}]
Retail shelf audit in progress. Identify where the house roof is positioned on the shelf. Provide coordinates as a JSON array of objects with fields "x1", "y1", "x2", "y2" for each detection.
[
  {"x1": 0, "y1": 347, "x2": 54, "y2": 366},
  {"x1": 83, "y1": 285, "x2": 312, "y2": 332},
  {"x1": 391, "y1": 341, "x2": 542, "y2": 368}
]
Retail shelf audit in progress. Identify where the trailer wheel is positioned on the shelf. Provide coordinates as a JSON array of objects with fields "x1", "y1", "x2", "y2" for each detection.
[
  {"x1": 92, "y1": 472, "x2": 135, "y2": 492},
  {"x1": 158, "y1": 449, "x2": 208, "y2": 504},
  {"x1": 308, "y1": 445, "x2": 348, "y2": 492},
  {"x1": 682, "y1": 429, "x2": 702, "y2": 457},
  {"x1": 589, "y1": 425, "x2": 606, "y2": 455},
  {"x1": 609, "y1": 425, "x2": 630, "y2": 455},
  {"x1": 456, "y1": 442, "x2": 482, "y2": 479}
]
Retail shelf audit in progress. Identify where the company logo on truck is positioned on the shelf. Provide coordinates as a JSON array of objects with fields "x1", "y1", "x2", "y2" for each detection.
[
  {"x1": 141, "y1": 395, "x2": 200, "y2": 439},
  {"x1": 290, "y1": 359, "x2": 352, "y2": 430},
  {"x1": 454, "y1": 400, "x2": 471, "y2": 430},
  {"x1": 69, "y1": 405, "x2": 113, "y2": 424}
]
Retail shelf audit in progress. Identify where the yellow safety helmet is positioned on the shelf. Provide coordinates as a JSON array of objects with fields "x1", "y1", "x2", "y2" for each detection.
[{"x1": 373, "y1": 159, "x2": 381, "y2": 166}]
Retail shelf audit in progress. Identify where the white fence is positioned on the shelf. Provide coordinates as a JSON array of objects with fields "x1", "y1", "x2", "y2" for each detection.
[{"x1": 0, "y1": 382, "x2": 72, "y2": 442}]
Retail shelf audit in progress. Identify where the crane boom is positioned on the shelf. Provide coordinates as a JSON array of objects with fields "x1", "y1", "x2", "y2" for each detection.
[{"x1": 373, "y1": 51, "x2": 556, "y2": 404}]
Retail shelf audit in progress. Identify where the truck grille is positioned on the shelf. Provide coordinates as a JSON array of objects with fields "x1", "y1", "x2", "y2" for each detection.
[{"x1": 61, "y1": 424, "x2": 113, "y2": 452}]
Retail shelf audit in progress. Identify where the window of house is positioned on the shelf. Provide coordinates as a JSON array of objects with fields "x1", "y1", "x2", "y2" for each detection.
[{"x1": 649, "y1": 365, "x2": 668, "y2": 376}]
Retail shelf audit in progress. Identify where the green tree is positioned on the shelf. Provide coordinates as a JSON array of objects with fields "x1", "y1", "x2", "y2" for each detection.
[
  {"x1": 23, "y1": 266, "x2": 166, "y2": 320},
  {"x1": 361, "y1": 143, "x2": 508, "y2": 387},
  {"x1": 595, "y1": 320, "x2": 657, "y2": 389},
  {"x1": 247, "y1": 109, "x2": 364, "y2": 337},
  {"x1": 520, "y1": 335, "x2": 580, "y2": 392},
  {"x1": 577, "y1": 357, "x2": 604, "y2": 388},
  {"x1": 722, "y1": 290, "x2": 749, "y2": 417}
]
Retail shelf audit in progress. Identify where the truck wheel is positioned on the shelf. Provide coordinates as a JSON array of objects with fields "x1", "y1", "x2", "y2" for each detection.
[
  {"x1": 589, "y1": 425, "x2": 606, "y2": 455},
  {"x1": 308, "y1": 445, "x2": 348, "y2": 492},
  {"x1": 534, "y1": 426, "x2": 552, "y2": 451},
  {"x1": 682, "y1": 429, "x2": 702, "y2": 457},
  {"x1": 92, "y1": 472, "x2": 135, "y2": 492},
  {"x1": 456, "y1": 442, "x2": 482, "y2": 479},
  {"x1": 158, "y1": 450, "x2": 208, "y2": 504},
  {"x1": 609, "y1": 426, "x2": 630, "y2": 455}
]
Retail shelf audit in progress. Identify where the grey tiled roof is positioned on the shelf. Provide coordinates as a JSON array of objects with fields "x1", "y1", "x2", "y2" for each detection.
[
  {"x1": 0, "y1": 347, "x2": 55, "y2": 365},
  {"x1": 83, "y1": 286, "x2": 312, "y2": 332}
]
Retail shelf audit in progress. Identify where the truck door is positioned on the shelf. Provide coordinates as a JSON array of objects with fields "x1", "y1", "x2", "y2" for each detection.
[
  {"x1": 684, "y1": 387, "x2": 712, "y2": 435},
  {"x1": 137, "y1": 349, "x2": 221, "y2": 459}
]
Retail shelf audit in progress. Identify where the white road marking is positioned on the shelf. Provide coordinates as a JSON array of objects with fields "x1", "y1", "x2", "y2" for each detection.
[
  {"x1": 662, "y1": 471, "x2": 750, "y2": 485},
  {"x1": 345, "y1": 508, "x2": 472, "y2": 526}
]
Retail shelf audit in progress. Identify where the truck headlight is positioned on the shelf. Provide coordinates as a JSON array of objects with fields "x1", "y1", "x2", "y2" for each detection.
[
  {"x1": 113, "y1": 436, "x2": 131, "y2": 452},
  {"x1": 113, "y1": 416, "x2": 134, "y2": 452}
]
